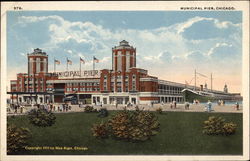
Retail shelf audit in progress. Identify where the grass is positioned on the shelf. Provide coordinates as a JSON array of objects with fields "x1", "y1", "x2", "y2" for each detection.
[{"x1": 7, "y1": 111, "x2": 242, "y2": 155}]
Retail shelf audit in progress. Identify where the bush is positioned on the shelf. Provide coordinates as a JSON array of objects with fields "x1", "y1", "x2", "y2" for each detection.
[
  {"x1": 203, "y1": 116, "x2": 225, "y2": 135},
  {"x1": 28, "y1": 108, "x2": 56, "y2": 127},
  {"x1": 156, "y1": 107, "x2": 163, "y2": 114},
  {"x1": 84, "y1": 105, "x2": 97, "y2": 113},
  {"x1": 7, "y1": 124, "x2": 31, "y2": 154},
  {"x1": 108, "y1": 110, "x2": 160, "y2": 142},
  {"x1": 91, "y1": 122, "x2": 109, "y2": 139},
  {"x1": 108, "y1": 111, "x2": 131, "y2": 140},
  {"x1": 223, "y1": 122, "x2": 237, "y2": 135},
  {"x1": 203, "y1": 116, "x2": 237, "y2": 135},
  {"x1": 98, "y1": 108, "x2": 108, "y2": 117}
]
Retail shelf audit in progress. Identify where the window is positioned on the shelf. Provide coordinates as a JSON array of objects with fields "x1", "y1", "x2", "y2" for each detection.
[{"x1": 117, "y1": 87, "x2": 122, "y2": 92}]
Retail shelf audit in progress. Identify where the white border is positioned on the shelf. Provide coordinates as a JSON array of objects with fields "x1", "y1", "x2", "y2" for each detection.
[{"x1": 1, "y1": 1, "x2": 249, "y2": 161}]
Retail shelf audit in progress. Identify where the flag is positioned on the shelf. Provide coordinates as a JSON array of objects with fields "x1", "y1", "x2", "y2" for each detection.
[
  {"x1": 93, "y1": 56, "x2": 99, "y2": 63},
  {"x1": 55, "y1": 59, "x2": 60, "y2": 65},
  {"x1": 67, "y1": 58, "x2": 72, "y2": 65},
  {"x1": 80, "y1": 57, "x2": 85, "y2": 64}
]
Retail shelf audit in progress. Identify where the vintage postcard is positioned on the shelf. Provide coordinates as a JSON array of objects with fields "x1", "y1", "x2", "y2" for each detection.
[{"x1": 0, "y1": 1, "x2": 249, "y2": 161}]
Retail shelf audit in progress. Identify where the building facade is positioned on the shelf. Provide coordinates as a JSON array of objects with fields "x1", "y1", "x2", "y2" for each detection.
[{"x1": 10, "y1": 40, "x2": 230, "y2": 105}]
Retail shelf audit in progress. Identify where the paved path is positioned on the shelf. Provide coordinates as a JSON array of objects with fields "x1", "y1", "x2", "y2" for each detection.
[{"x1": 7, "y1": 103, "x2": 242, "y2": 116}]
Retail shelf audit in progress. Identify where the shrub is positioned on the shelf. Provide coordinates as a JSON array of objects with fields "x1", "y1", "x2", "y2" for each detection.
[
  {"x1": 203, "y1": 116, "x2": 237, "y2": 135},
  {"x1": 91, "y1": 122, "x2": 109, "y2": 139},
  {"x1": 108, "y1": 110, "x2": 160, "y2": 142},
  {"x1": 223, "y1": 122, "x2": 237, "y2": 135},
  {"x1": 28, "y1": 108, "x2": 56, "y2": 127},
  {"x1": 156, "y1": 107, "x2": 163, "y2": 114},
  {"x1": 98, "y1": 108, "x2": 109, "y2": 117},
  {"x1": 108, "y1": 111, "x2": 131, "y2": 140},
  {"x1": 7, "y1": 124, "x2": 31, "y2": 154},
  {"x1": 84, "y1": 105, "x2": 97, "y2": 113},
  {"x1": 203, "y1": 116, "x2": 225, "y2": 135}
]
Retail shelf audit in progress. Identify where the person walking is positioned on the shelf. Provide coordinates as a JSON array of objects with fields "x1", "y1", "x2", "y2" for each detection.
[
  {"x1": 20, "y1": 105, "x2": 24, "y2": 113},
  {"x1": 63, "y1": 104, "x2": 66, "y2": 112},
  {"x1": 66, "y1": 104, "x2": 68, "y2": 112},
  {"x1": 207, "y1": 100, "x2": 212, "y2": 112},
  {"x1": 14, "y1": 104, "x2": 17, "y2": 113},
  {"x1": 235, "y1": 102, "x2": 239, "y2": 110},
  {"x1": 50, "y1": 104, "x2": 53, "y2": 111},
  {"x1": 170, "y1": 102, "x2": 173, "y2": 109},
  {"x1": 173, "y1": 101, "x2": 177, "y2": 108},
  {"x1": 60, "y1": 104, "x2": 63, "y2": 112},
  {"x1": 185, "y1": 102, "x2": 190, "y2": 110}
]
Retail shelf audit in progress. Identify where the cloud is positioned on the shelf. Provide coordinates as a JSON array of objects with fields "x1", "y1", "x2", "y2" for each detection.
[
  {"x1": 185, "y1": 50, "x2": 206, "y2": 61},
  {"x1": 176, "y1": 16, "x2": 240, "y2": 34},
  {"x1": 20, "y1": 52, "x2": 26, "y2": 57},
  {"x1": 207, "y1": 42, "x2": 238, "y2": 60},
  {"x1": 174, "y1": 16, "x2": 242, "y2": 40},
  {"x1": 176, "y1": 16, "x2": 211, "y2": 34}
]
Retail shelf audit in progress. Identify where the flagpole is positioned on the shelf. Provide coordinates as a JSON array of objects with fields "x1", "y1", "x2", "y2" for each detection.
[
  {"x1": 67, "y1": 58, "x2": 68, "y2": 71},
  {"x1": 194, "y1": 69, "x2": 196, "y2": 91},
  {"x1": 80, "y1": 58, "x2": 81, "y2": 77},
  {"x1": 54, "y1": 58, "x2": 55, "y2": 73},
  {"x1": 93, "y1": 56, "x2": 95, "y2": 70}
]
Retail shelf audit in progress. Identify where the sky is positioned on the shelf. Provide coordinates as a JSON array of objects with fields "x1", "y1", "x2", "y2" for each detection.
[{"x1": 7, "y1": 11, "x2": 242, "y2": 93}]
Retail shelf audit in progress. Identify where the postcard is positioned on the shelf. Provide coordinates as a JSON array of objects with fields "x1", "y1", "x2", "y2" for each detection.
[{"x1": 1, "y1": 1, "x2": 249, "y2": 161}]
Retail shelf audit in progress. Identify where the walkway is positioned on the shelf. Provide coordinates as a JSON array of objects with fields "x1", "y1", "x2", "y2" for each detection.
[{"x1": 7, "y1": 103, "x2": 242, "y2": 116}]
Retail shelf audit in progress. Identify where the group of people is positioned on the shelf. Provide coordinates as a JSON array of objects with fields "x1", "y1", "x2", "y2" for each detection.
[
  {"x1": 170, "y1": 101, "x2": 177, "y2": 109},
  {"x1": 8, "y1": 102, "x2": 73, "y2": 114},
  {"x1": 193, "y1": 99, "x2": 200, "y2": 105},
  {"x1": 38, "y1": 103, "x2": 72, "y2": 112},
  {"x1": 217, "y1": 100, "x2": 225, "y2": 106},
  {"x1": 9, "y1": 104, "x2": 25, "y2": 114},
  {"x1": 37, "y1": 103, "x2": 56, "y2": 111}
]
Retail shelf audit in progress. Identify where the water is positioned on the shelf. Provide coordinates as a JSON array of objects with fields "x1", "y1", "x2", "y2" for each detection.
[{"x1": 200, "y1": 100, "x2": 242, "y2": 106}]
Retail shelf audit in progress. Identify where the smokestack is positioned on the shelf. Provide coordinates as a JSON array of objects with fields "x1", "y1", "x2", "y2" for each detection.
[{"x1": 200, "y1": 85, "x2": 203, "y2": 91}]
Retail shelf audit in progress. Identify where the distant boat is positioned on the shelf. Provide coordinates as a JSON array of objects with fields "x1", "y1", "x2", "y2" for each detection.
[
  {"x1": 182, "y1": 69, "x2": 242, "y2": 102},
  {"x1": 181, "y1": 88, "x2": 242, "y2": 103}
]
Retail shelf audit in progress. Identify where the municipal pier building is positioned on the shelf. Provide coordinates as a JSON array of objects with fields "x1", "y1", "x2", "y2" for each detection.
[{"x1": 9, "y1": 40, "x2": 209, "y2": 105}]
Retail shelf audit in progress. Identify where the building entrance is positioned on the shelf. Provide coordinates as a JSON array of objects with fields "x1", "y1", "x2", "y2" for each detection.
[{"x1": 109, "y1": 96, "x2": 129, "y2": 105}]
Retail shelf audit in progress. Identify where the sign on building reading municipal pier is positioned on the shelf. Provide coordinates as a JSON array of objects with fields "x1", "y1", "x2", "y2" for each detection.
[{"x1": 53, "y1": 70, "x2": 100, "y2": 79}]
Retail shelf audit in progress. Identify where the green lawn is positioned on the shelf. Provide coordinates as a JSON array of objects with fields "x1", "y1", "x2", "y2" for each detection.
[{"x1": 7, "y1": 111, "x2": 243, "y2": 155}]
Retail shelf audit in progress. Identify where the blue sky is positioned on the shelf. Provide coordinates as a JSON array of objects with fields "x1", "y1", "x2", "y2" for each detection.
[{"x1": 7, "y1": 11, "x2": 242, "y2": 92}]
